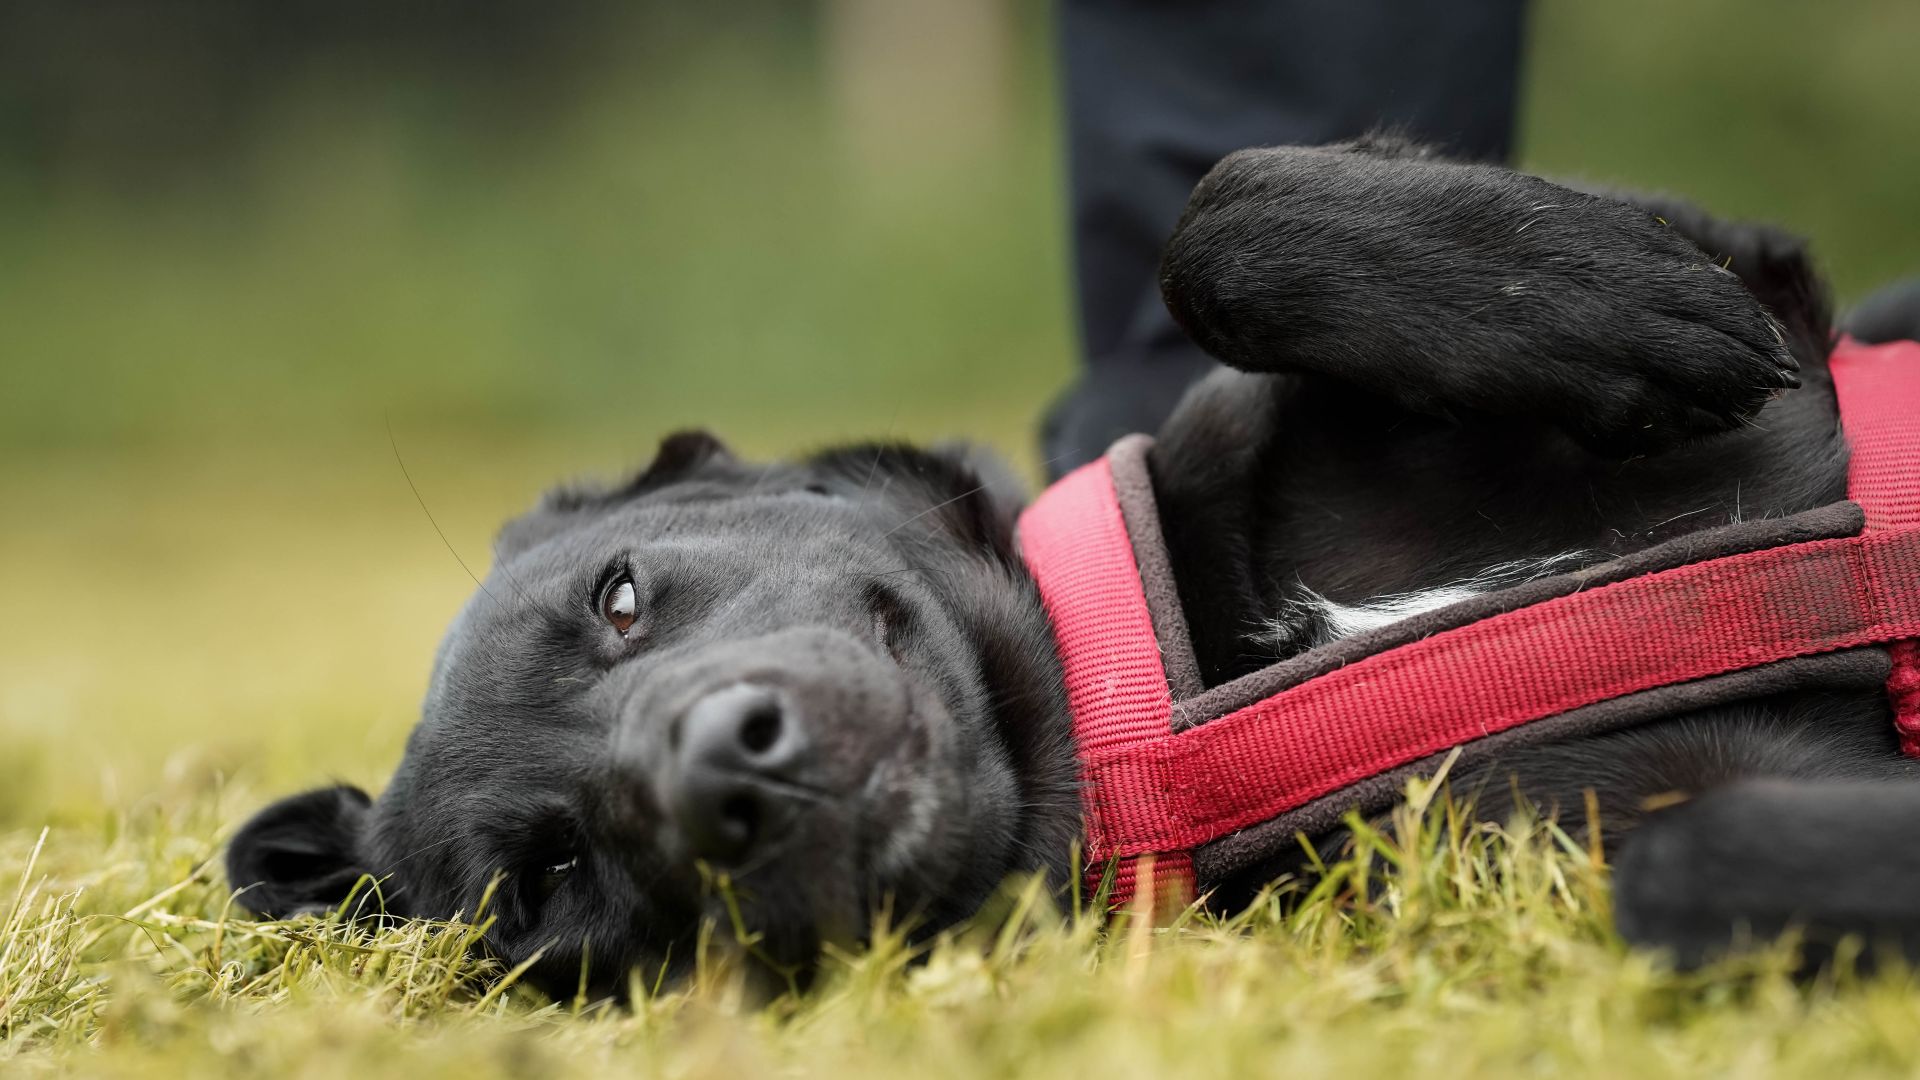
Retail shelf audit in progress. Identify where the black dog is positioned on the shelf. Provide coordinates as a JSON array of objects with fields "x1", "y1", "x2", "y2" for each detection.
[{"x1": 229, "y1": 136, "x2": 1920, "y2": 994}]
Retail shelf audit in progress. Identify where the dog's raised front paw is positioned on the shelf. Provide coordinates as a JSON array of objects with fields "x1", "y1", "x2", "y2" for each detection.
[{"x1": 1160, "y1": 146, "x2": 1799, "y2": 457}]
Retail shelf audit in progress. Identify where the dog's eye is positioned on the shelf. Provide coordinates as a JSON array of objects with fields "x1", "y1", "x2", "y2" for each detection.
[
  {"x1": 537, "y1": 854, "x2": 578, "y2": 898},
  {"x1": 601, "y1": 576, "x2": 638, "y2": 635}
]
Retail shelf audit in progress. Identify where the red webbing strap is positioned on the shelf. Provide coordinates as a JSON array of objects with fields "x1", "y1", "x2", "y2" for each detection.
[
  {"x1": 1017, "y1": 456, "x2": 1195, "y2": 911},
  {"x1": 1831, "y1": 336, "x2": 1920, "y2": 752},
  {"x1": 1025, "y1": 337, "x2": 1920, "y2": 888},
  {"x1": 1081, "y1": 527, "x2": 1920, "y2": 860}
]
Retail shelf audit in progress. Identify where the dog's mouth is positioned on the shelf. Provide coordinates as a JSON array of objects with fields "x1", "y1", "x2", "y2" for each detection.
[
  {"x1": 671, "y1": 701, "x2": 959, "y2": 968},
  {"x1": 855, "y1": 717, "x2": 947, "y2": 884}
]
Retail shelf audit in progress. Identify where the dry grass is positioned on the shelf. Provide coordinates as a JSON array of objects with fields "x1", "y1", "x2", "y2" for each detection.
[{"x1": 9, "y1": 761, "x2": 1920, "y2": 1078}]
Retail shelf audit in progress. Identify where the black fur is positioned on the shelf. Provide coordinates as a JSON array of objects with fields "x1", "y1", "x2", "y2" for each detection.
[
  {"x1": 231, "y1": 138, "x2": 1920, "y2": 993},
  {"x1": 1614, "y1": 778, "x2": 1920, "y2": 971},
  {"x1": 1150, "y1": 137, "x2": 1918, "y2": 961},
  {"x1": 233, "y1": 438, "x2": 1080, "y2": 995}
]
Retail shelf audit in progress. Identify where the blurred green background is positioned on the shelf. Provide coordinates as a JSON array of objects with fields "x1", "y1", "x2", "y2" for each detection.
[{"x1": 1, "y1": 0, "x2": 1917, "y2": 826}]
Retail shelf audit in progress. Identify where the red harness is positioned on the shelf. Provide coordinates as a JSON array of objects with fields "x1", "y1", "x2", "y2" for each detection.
[{"x1": 1018, "y1": 337, "x2": 1920, "y2": 909}]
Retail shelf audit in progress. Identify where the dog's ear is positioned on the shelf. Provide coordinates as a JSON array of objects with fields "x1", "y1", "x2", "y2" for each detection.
[
  {"x1": 634, "y1": 429, "x2": 737, "y2": 483},
  {"x1": 497, "y1": 430, "x2": 740, "y2": 559},
  {"x1": 932, "y1": 441, "x2": 1029, "y2": 511},
  {"x1": 930, "y1": 440, "x2": 1030, "y2": 543},
  {"x1": 810, "y1": 441, "x2": 1030, "y2": 560},
  {"x1": 226, "y1": 785, "x2": 376, "y2": 917}
]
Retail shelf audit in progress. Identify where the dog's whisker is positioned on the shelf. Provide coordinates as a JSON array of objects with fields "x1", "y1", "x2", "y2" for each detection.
[
  {"x1": 881, "y1": 481, "x2": 991, "y2": 540},
  {"x1": 387, "y1": 417, "x2": 512, "y2": 610},
  {"x1": 743, "y1": 462, "x2": 778, "y2": 499},
  {"x1": 379, "y1": 833, "x2": 471, "y2": 874}
]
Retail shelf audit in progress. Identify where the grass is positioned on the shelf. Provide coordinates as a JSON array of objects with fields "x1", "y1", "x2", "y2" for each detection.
[
  {"x1": 17, "y1": 770, "x2": 1920, "y2": 1078},
  {"x1": 4, "y1": 0, "x2": 1920, "y2": 1073}
]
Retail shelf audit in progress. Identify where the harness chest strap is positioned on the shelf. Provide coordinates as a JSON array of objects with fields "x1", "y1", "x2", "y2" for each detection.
[
  {"x1": 1018, "y1": 337, "x2": 1920, "y2": 909},
  {"x1": 1831, "y1": 338, "x2": 1920, "y2": 751}
]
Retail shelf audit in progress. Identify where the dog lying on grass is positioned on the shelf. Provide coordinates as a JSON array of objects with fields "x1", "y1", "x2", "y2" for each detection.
[{"x1": 228, "y1": 135, "x2": 1920, "y2": 997}]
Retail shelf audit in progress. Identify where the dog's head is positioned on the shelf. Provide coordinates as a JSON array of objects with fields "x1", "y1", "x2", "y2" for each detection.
[{"x1": 227, "y1": 432, "x2": 1079, "y2": 993}]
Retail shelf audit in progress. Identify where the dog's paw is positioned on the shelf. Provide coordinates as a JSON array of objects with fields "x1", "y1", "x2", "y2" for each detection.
[
  {"x1": 1525, "y1": 203, "x2": 1799, "y2": 457},
  {"x1": 1160, "y1": 147, "x2": 1799, "y2": 457}
]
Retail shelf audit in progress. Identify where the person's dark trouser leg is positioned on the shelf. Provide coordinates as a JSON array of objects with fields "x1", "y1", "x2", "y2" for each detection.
[{"x1": 1045, "y1": 0, "x2": 1531, "y2": 477}]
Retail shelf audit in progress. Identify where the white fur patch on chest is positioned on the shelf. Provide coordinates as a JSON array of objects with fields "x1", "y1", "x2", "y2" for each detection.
[{"x1": 1261, "y1": 552, "x2": 1599, "y2": 651}]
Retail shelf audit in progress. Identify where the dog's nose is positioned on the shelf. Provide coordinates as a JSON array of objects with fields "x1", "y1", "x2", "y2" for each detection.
[{"x1": 667, "y1": 683, "x2": 808, "y2": 865}]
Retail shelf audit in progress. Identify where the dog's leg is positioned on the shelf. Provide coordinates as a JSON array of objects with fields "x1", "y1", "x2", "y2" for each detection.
[
  {"x1": 1433, "y1": 690, "x2": 1919, "y2": 971},
  {"x1": 1159, "y1": 141, "x2": 1800, "y2": 457},
  {"x1": 1615, "y1": 778, "x2": 1920, "y2": 971}
]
